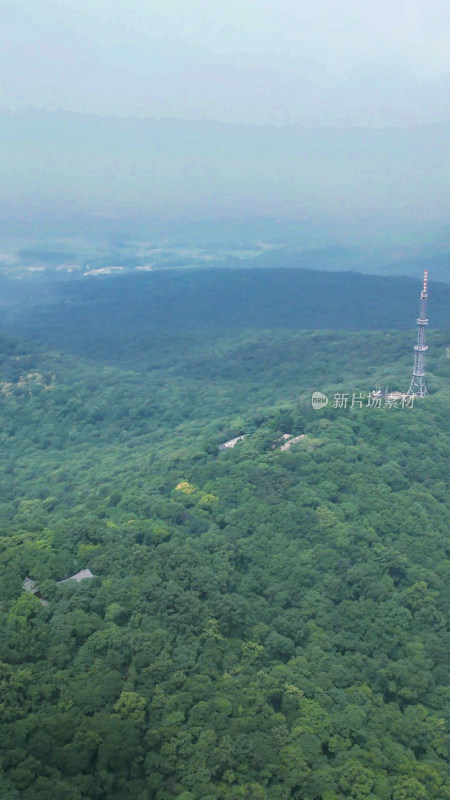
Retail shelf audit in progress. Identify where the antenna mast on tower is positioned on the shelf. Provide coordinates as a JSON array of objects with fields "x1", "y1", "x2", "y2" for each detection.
[{"x1": 406, "y1": 270, "x2": 429, "y2": 397}]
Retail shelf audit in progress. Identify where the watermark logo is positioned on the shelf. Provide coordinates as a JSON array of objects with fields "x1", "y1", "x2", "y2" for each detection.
[
  {"x1": 333, "y1": 392, "x2": 414, "y2": 409},
  {"x1": 312, "y1": 391, "x2": 329, "y2": 410},
  {"x1": 312, "y1": 390, "x2": 415, "y2": 410}
]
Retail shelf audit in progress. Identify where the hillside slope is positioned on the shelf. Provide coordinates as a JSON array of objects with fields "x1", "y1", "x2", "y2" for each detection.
[{"x1": 0, "y1": 316, "x2": 448, "y2": 799}]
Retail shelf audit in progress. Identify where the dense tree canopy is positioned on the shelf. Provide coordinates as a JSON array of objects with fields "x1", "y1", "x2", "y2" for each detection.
[{"x1": 0, "y1": 270, "x2": 448, "y2": 799}]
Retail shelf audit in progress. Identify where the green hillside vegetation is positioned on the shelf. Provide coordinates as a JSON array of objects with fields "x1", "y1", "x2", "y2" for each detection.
[{"x1": 0, "y1": 269, "x2": 448, "y2": 800}]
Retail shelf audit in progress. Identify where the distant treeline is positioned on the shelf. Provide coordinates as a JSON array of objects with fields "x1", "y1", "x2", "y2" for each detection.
[{"x1": 2, "y1": 269, "x2": 449, "y2": 370}]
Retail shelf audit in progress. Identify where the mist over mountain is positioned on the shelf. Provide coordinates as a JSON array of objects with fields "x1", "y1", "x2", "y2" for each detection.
[
  {"x1": 2, "y1": 109, "x2": 450, "y2": 227},
  {"x1": 4, "y1": 1, "x2": 450, "y2": 124},
  {"x1": 3, "y1": 1, "x2": 450, "y2": 280}
]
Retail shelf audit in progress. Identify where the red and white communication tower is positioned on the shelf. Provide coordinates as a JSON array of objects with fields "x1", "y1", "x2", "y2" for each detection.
[{"x1": 406, "y1": 270, "x2": 429, "y2": 397}]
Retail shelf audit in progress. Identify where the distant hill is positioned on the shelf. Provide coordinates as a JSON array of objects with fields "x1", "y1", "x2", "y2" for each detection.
[{"x1": 1, "y1": 269, "x2": 448, "y2": 372}]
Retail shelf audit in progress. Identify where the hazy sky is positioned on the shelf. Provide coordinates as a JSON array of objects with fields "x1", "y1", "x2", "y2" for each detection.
[
  {"x1": 2, "y1": 1, "x2": 450, "y2": 225},
  {"x1": 3, "y1": 0, "x2": 450, "y2": 122}
]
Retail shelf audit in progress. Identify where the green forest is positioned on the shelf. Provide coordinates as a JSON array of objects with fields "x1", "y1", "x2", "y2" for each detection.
[{"x1": 0, "y1": 268, "x2": 448, "y2": 800}]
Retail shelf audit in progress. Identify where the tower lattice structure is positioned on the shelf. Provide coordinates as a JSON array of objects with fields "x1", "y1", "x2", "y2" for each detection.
[{"x1": 406, "y1": 270, "x2": 429, "y2": 397}]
